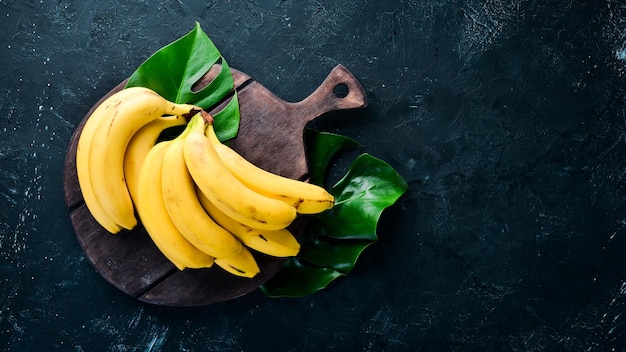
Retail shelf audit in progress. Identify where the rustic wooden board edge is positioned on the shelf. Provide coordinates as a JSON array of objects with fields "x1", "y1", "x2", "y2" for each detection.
[
  {"x1": 70, "y1": 205, "x2": 176, "y2": 297},
  {"x1": 136, "y1": 217, "x2": 305, "y2": 306}
]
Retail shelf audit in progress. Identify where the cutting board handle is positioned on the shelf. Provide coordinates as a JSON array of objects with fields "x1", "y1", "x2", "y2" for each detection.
[
  {"x1": 227, "y1": 64, "x2": 368, "y2": 181},
  {"x1": 296, "y1": 64, "x2": 368, "y2": 118}
]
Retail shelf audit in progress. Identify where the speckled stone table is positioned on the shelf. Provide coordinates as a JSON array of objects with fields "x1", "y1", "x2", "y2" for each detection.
[{"x1": 2, "y1": 1, "x2": 626, "y2": 350}]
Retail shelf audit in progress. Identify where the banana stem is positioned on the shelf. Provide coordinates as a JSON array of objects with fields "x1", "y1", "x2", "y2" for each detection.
[
  {"x1": 183, "y1": 108, "x2": 202, "y2": 122},
  {"x1": 200, "y1": 110, "x2": 214, "y2": 125}
]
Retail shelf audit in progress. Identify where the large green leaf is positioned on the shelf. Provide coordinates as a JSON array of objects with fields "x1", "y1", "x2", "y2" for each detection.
[
  {"x1": 261, "y1": 133, "x2": 409, "y2": 298},
  {"x1": 317, "y1": 154, "x2": 408, "y2": 240},
  {"x1": 125, "y1": 22, "x2": 239, "y2": 140}
]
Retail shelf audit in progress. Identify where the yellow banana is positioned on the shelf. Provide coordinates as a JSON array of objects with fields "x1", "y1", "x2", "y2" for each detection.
[
  {"x1": 76, "y1": 89, "x2": 147, "y2": 233},
  {"x1": 161, "y1": 125, "x2": 244, "y2": 259},
  {"x1": 198, "y1": 190, "x2": 300, "y2": 257},
  {"x1": 214, "y1": 246, "x2": 260, "y2": 278},
  {"x1": 124, "y1": 115, "x2": 186, "y2": 204},
  {"x1": 135, "y1": 139, "x2": 214, "y2": 270},
  {"x1": 183, "y1": 114, "x2": 297, "y2": 231},
  {"x1": 81, "y1": 87, "x2": 199, "y2": 230},
  {"x1": 207, "y1": 130, "x2": 334, "y2": 214}
]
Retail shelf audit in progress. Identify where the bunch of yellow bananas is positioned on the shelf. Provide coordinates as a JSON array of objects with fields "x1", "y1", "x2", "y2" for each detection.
[{"x1": 75, "y1": 87, "x2": 335, "y2": 278}]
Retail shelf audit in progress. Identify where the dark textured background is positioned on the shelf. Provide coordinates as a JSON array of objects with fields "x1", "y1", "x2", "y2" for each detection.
[{"x1": 2, "y1": 0, "x2": 626, "y2": 350}]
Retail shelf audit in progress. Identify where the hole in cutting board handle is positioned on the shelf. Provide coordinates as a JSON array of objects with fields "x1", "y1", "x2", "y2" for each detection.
[{"x1": 333, "y1": 83, "x2": 349, "y2": 98}]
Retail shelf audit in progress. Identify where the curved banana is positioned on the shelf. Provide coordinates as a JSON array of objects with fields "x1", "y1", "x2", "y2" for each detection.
[
  {"x1": 161, "y1": 126, "x2": 244, "y2": 259},
  {"x1": 76, "y1": 89, "x2": 147, "y2": 233},
  {"x1": 214, "y1": 246, "x2": 260, "y2": 278},
  {"x1": 207, "y1": 131, "x2": 334, "y2": 214},
  {"x1": 82, "y1": 87, "x2": 199, "y2": 230},
  {"x1": 135, "y1": 139, "x2": 214, "y2": 270},
  {"x1": 198, "y1": 190, "x2": 300, "y2": 257},
  {"x1": 183, "y1": 114, "x2": 297, "y2": 231},
  {"x1": 124, "y1": 115, "x2": 186, "y2": 203}
]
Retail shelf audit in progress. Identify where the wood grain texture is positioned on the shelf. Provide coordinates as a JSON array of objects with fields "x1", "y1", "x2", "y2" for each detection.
[{"x1": 63, "y1": 65, "x2": 367, "y2": 306}]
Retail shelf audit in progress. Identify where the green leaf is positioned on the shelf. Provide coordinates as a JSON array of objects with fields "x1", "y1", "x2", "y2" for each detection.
[
  {"x1": 260, "y1": 258, "x2": 344, "y2": 298},
  {"x1": 319, "y1": 153, "x2": 408, "y2": 240},
  {"x1": 298, "y1": 232, "x2": 373, "y2": 274},
  {"x1": 262, "y1": 141, "x2": 409, "y2": 297},
  {"x1": 304, "y1": 129, "x2": 361, "y2": 186},
  {"x1": 188, "y1": 58, "x2": 234, "y2": 109},
  {"x1": 125, "y1": 22, "x2": 239, "y2": 140}
]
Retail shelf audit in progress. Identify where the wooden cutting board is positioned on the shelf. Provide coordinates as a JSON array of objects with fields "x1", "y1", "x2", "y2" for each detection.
[{"x1": 63, "y1": 65, "x2": 367, "y2": 306}]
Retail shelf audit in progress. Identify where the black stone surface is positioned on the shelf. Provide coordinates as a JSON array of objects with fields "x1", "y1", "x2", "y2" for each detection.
[{"x1": 2, "y1": 0, "x2": 626, "y2": 350}]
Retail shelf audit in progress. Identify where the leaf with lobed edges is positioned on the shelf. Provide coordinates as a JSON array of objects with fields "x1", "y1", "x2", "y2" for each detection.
[
  {"x1": 261, "y1": 132, "x2": 408, "y2": 298},
  {"x1": 125, "y1": 22, "x2": 239, "y2": 141}
]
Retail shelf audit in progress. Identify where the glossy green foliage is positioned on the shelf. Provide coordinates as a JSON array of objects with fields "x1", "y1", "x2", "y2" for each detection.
[
  {"x1": 261, "y1": 131, "x2": 408, "y2": 298},
  {"x1": 125, "y1": 22, "x2": 239, "y2": 141}
]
